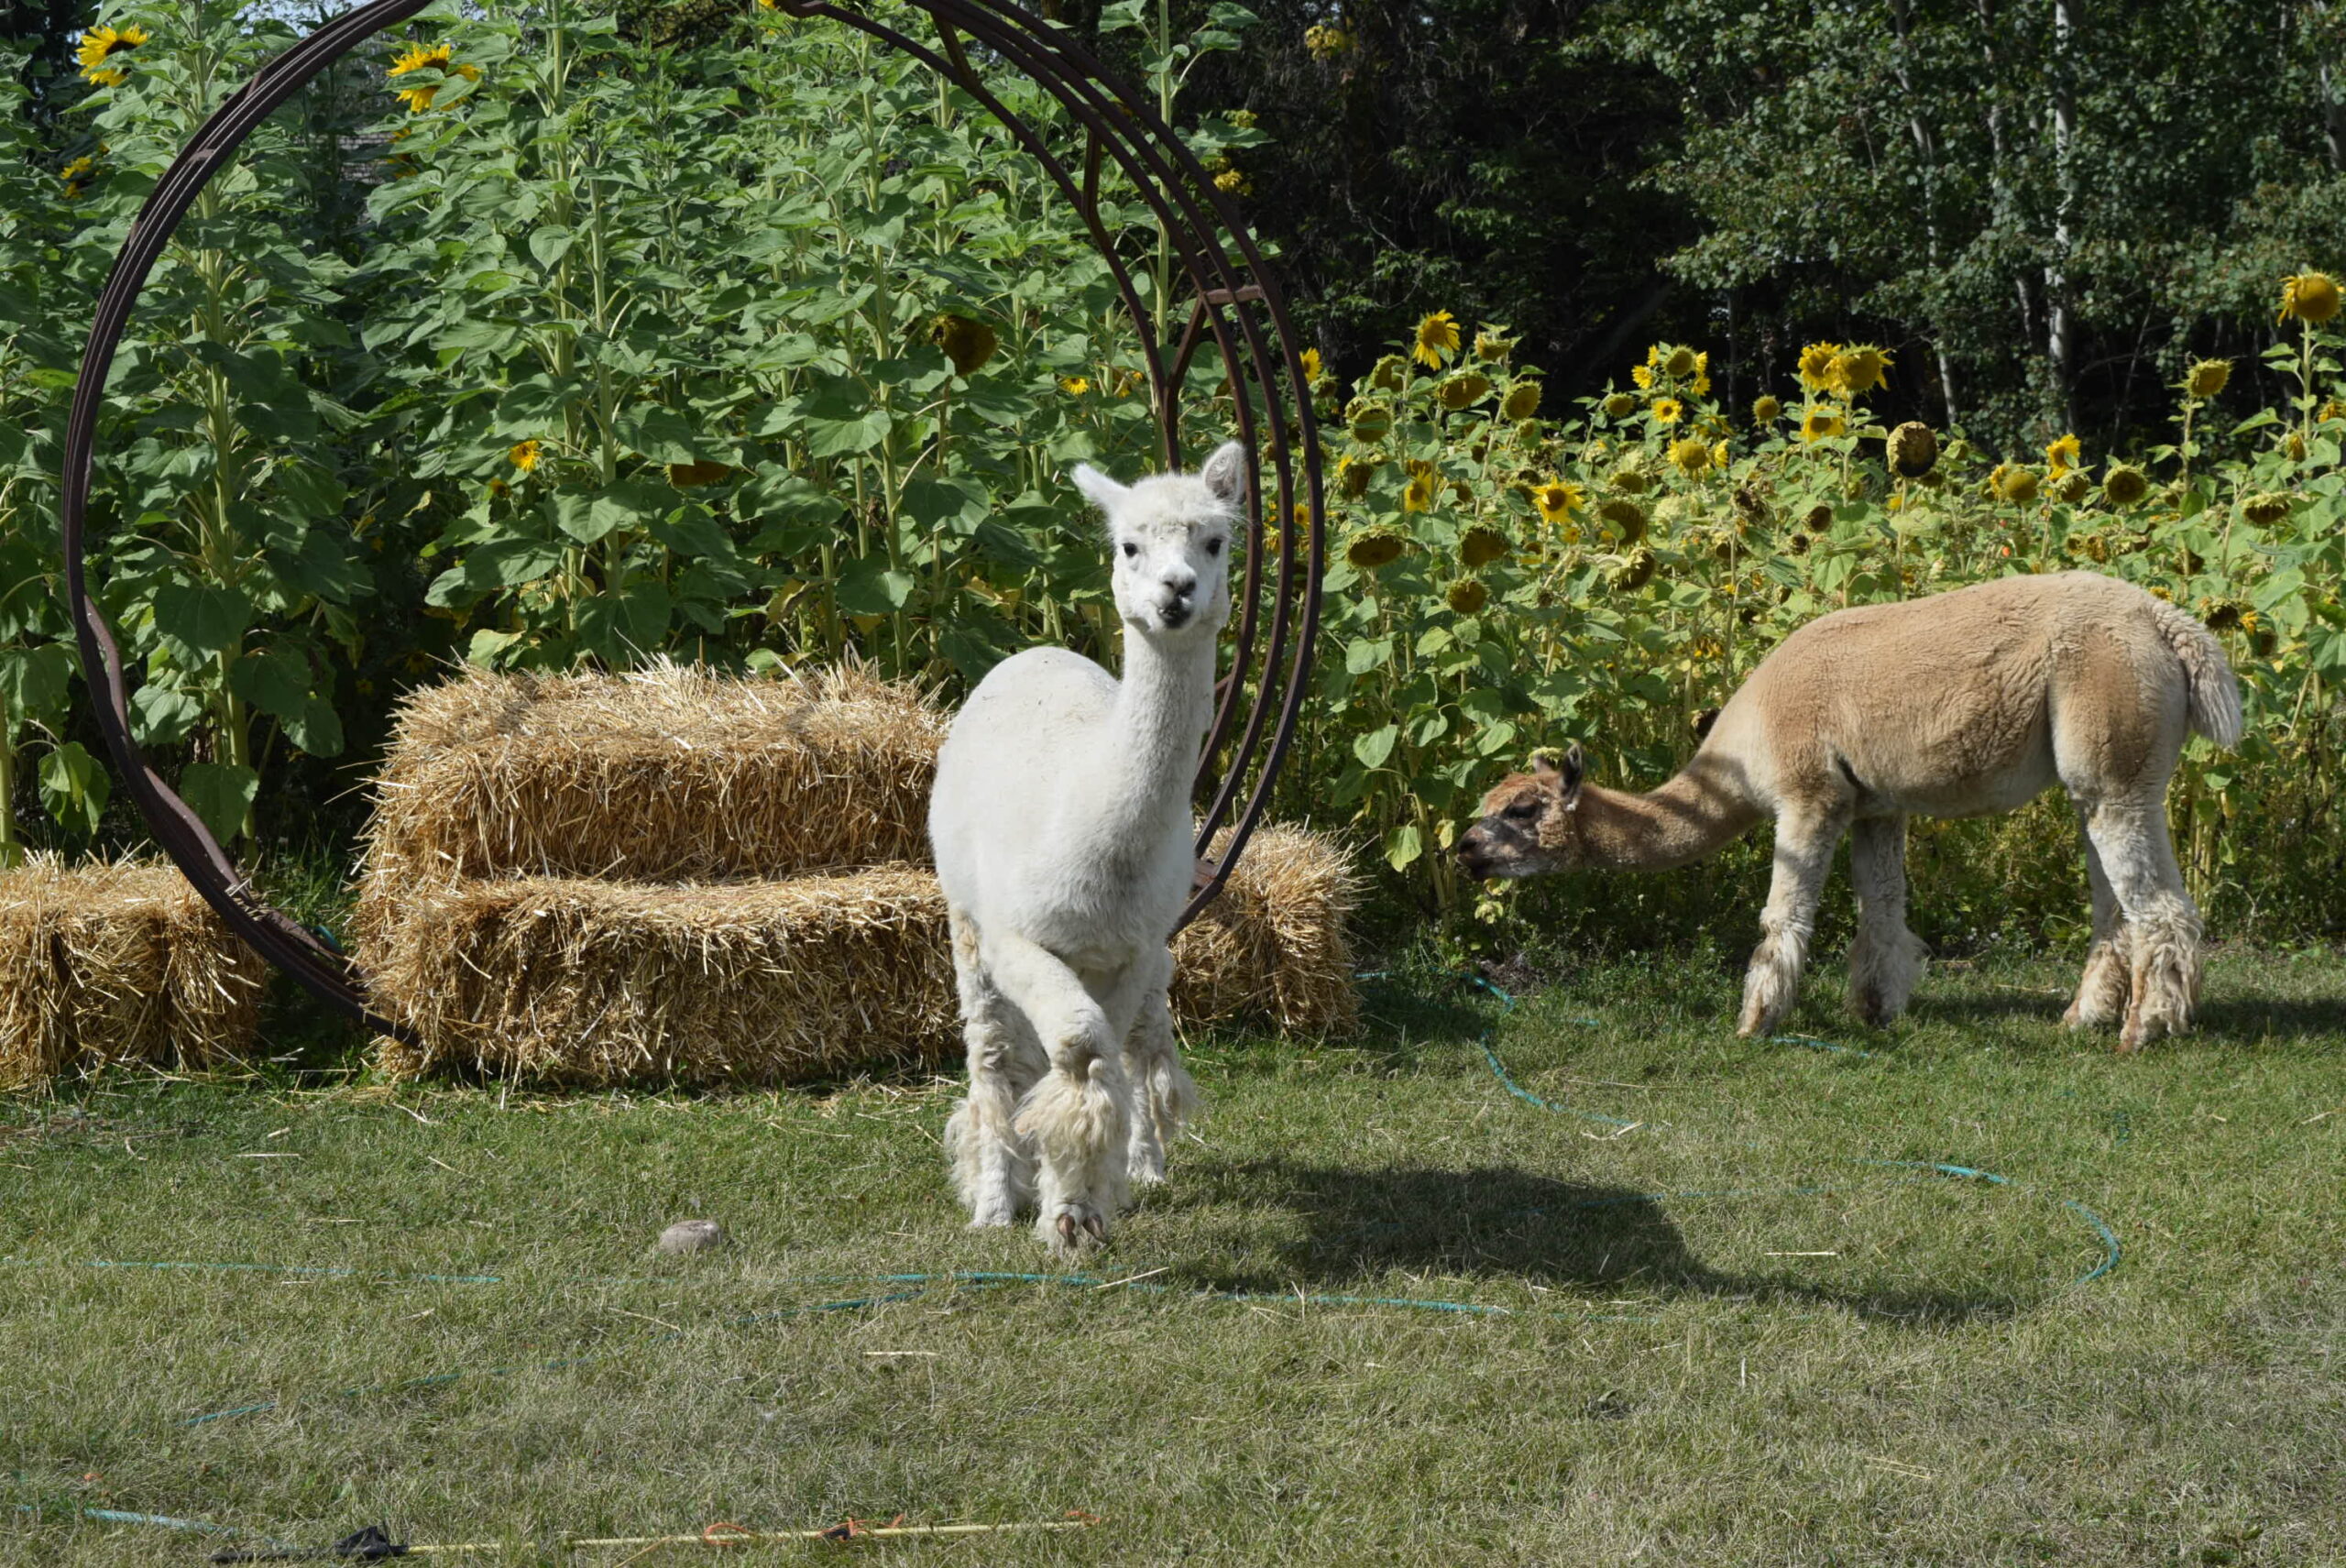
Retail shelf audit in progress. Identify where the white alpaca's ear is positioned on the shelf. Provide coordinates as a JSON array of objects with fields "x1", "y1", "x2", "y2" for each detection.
[
  {"x1": 1533, "y1": 742, "x2": 1586, "y2": 809},
  {"x1": 1070, "y1": 463, "x2": 1128, "y2": 515},
  {"x1": 1199, "y1": 440, "x2": 1248, "y2": 507}
]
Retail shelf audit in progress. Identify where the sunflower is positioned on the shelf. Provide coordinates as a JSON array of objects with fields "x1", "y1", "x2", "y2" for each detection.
[
  {"x1": 2100, "y1": 466, "x2": 2149, "y2": 507},
  {"x1": 2043, "y1": 433, "x2": 2080, "y2": 474},
  {"x1": 1992, "y1": 464, "x2": 2038, "y2": 504},
  {"x1": 387, "y1": 41, "x2": 479, "y2": 113},
  {"x1": 1412, "y1": 310, "x2": 1462, "y2": 369},
  {"x1": 1690, "y1": 352, "x2": 1712, "y2": 397},
  {"x1": 2185, "y1": 357, "x2": 2231, "y2": 400},
  {"x1": 508, "y1": 439, "x2": 543, "y2": 472},
  {"x1": 1651, "y1": 397, "x2": 1684, "y2": 425},
  {"x1": 1473, "y1": 326, "x2": 1516, "y2": 362},
  {"x1": 1059, "y1": 375, "x2": 1091, "y2": 395},
  {"x1": 1346, "y1": 400, "x2": 1393, "y2": 443},
  {"x1": 1401, "y1": 470, "x2": 1436, "y2": 513},
  {"x1": 1370, "y1": 354, "x2": 1408, "y2": 391},
  {"x1": 1667, "y1": 436, "x2": 1712, "y2": 476},
  {"x1": 1799, "y1": 406, "x2": 1846, "y2": 443},
  {"x1": 1630, "y1": 363, "x2": 1655, "y2": 389},
  {"x1": 931, "y1": 313, "x2": 998, "y2": 376},
  {"x1": 1597, "y1": 498, "x2": 1648, "y2": 543},
  {"x1": 1797, "y1": 341, "x2": 1840, "y2": 391},
  {"x1": 1887, "y1": 422, "x2": 1937, "y2": 478},
  {"x1": 1298, "y1": 347, "x2": 1324, "y2": 386},
  {"x1": 1212, "y1": 169, "x2": 1251, "y2": 195},
  {"x1": 1659, "y1": 344, "x2": 1695, "y2": 379},
  {"x1": 1444, "y1": 577, "x2": 1489, "y2": 616},
  {"x1": 1601, "y1": 391, "x2": 1638, "y2": 419},
  {"x1": 2244, "y1": 493, "x2": 2293, "y2": 526},
  {"x1": 2278, "y1": 270, "x2": 2341, "y2": 325},
  {"x1": 1337, "y1": 452, "x2": 1379, "y2": 497},
  {"x1": 1303, "y1": 22, "x2": 1352, "y2": 59},
  {"x1": 1827, "y1": 345, "x2": 1891, "y2": 397},
  {"x1": 77, "y1": 24, "x2": 148, "y2": 86},
  {"x1": 1345, "y1": 528, "x2": 1405, "y2": 569},
  {"x1": 1501, "y1": 379, "x2": 1541, "y2": 421},
  {"x1": 1460, "y1": 524, "x2": 1511, "y2": 567},
  {"x1": 1533, "y1": 480, "x2": 1584, "y2": 524},
  {"x1": 1437, "y1": 371, "x2": 1493, "y2": 411},
  {"x1": 1751, "y1": 394, "x2": 1782, "y2": 425}
]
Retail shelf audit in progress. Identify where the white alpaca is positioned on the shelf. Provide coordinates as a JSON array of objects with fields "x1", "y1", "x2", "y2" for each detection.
[
  {"x1": 928, "y1": 440, "x2": 1244, "y2": 1250},
  {"x1": 1457, "y1": 572, "x2": 2242, "y2": 1051}
]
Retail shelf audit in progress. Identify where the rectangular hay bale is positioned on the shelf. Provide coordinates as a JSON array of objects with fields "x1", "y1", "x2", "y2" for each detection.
[
  {"x1": 0, "y1": 855, "x2": 268, "y2": 1089},
  {"x1": 356, "y1": 662, "x2": 948, "y2": 934},
  {"x1": 367, "y1": 828, "x2": 1360, "y2": 1088}
]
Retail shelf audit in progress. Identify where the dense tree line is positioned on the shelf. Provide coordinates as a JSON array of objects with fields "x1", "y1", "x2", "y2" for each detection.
[
  {"x1": 1196, "y1": 0, "x2": 2346, "y2": 449},
  {"x1": 10, "y1": 0, "x2": 2345, "y2": 449}
]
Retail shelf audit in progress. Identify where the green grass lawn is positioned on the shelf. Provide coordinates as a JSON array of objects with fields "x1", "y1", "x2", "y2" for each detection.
[{"x1": 5, "y1": 946, "x2": 2344, "y2": 1565}]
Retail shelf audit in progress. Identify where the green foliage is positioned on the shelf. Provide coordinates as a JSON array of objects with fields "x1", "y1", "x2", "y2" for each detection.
[{"x1": 1305, "y1": 317, "x2": 2346, "y2": 941}]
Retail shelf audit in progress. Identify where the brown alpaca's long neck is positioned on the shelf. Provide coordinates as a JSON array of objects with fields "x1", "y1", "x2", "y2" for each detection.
[{"x1": 1573, "y1": 755, "x2": 1765, "y2": 872}]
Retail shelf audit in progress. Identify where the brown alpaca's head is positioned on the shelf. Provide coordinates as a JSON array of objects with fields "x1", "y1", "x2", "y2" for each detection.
[{"x1": 1455, "y1": 743, "x2": 1586, "y2": 880}]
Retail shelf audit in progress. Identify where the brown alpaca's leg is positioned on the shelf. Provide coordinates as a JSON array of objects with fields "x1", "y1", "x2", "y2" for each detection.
[
  {"x1": 1847, "y1": 814, "x2": 1928, "y2": 1025},
  {"x1": 1738, "y1": 803, "x2": 1848, "y2": 1037},
  {"x1": 2080, "y1": 798, "x2": 2203, "y2": 1052},
  {"x1": 2064, "y1": 803, "x2": 2132, "y2": 1031}
]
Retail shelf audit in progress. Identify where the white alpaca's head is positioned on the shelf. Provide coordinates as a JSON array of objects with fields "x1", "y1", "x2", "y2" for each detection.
[{"x1": 1070, "y1": 439, "x2": 1246, "y2": 640}]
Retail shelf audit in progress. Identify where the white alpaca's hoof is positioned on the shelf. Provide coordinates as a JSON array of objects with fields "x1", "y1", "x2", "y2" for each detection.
[
  {"x1": 1043, "y1": 1204, "x2": 1109, "y2": 1255},
  {"x1": 1126, "y1": 1148, "x2": 1168, "y2": 1187},
  {"x1": 2062, "y1": 995, "x2": 2119, "y2": 1031},
  {"x1": 966, "y1": 1201, "x2": 1019, "y2": 1229}
]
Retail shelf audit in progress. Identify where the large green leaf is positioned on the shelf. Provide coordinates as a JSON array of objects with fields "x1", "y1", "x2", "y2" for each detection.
[
  {"x1": 38, "y1": 741, "x2": 109, "y2": 838},
  {"x1": 152, "y1": 584, "x2": 252, "y2": 667},
  {"x1": 229, "y1": 648, "x2": 312, "y2": 725},
  {"x1": 0, "y1": 643, "x2": 73, "y2": 730},
  {"x1": 556, "y1": 479, "x2": 671, "y2": 544},
  {"x1": 834, "y1": 556, "x2": 917, "y2": 615},
  {"x1": 576, "y1": 580, "x2": 673, "y2": 663},
  {"x1": 129, "y1": 685, "x2": 203, "y2": 747},
  {"x1": 614, "y1": 404, "x2": 703, "y2": 466},
  {"x1": 181, "y1": 762, "x2": 259, "y2": 846}
]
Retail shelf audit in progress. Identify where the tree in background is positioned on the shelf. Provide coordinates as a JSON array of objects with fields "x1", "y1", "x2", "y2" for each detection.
[{"x1": 1582, "y1": 0, "x2": 2346, "y2": 445}]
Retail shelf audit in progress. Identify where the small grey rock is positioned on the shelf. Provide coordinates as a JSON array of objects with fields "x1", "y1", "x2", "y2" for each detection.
[{"x1": 656, "y1": 1219, "x2": 728, "y2": 1255}]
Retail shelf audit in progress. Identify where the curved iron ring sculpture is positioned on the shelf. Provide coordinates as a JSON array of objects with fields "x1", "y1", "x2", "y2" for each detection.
[{"x1": 60, "y1": 0, "x2": 1327, "y2": 1043}]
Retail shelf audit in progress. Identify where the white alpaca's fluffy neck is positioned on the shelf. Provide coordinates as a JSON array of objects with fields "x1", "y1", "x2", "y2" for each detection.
[{"x1": 1091, "y1": 620, "x2": 1216, "y2": 850}]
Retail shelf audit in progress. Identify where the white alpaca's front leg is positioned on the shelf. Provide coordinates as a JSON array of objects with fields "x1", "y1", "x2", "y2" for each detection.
[
  {"x1": 1738, "y1": 803, "x2": 1847, "y2": 1037},
  {"x1": 1847, "y1": 814, "x2": 1928, "y2": 1025},
  {"x1": 988, "y1": 934, "x2": 1133, "y2": 1253},
  {"x1": 943, "y1": 910, "x2": 1044, "y2": 1226},
  {"x1": 1122, "y1": 962, "x2": 1200, "y2": 1188}
]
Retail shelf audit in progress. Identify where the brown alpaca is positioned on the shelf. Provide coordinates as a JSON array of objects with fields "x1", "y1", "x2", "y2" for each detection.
[{"x1": 1456, "y1": 572, "x2": 2242, "y2": 1050}]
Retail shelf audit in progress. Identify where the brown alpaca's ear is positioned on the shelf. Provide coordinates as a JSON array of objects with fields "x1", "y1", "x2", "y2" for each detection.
[{"x1": 1533, "y1": 742, "x2": 1586, "y2": 808}]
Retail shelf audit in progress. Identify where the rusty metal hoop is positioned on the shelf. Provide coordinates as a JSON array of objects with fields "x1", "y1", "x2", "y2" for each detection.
[{"x1": 60, "y1": 0, "x2": 1327, "y2": 1040}]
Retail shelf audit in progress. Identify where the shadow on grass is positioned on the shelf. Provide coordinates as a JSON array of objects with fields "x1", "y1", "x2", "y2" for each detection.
[
  {"x1": 1912, "y1": 987, "x2": 2346, "y2": 1045},
  {"x1": 1168, "y1": 1157, "x2": 2026, "y2": 1326}
]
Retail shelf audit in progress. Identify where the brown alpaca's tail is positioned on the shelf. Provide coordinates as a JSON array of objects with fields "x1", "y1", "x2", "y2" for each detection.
[{"x1": 2148, "y1": 598, "x2": 2244, "y2": 747}]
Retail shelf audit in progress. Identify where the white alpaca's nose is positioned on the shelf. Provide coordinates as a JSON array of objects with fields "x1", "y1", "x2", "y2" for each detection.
[{"x1": 1160, "y1": 567, "x2": 1198, "y2": 598}]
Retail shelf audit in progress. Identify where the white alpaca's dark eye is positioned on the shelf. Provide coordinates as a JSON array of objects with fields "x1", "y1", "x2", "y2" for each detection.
[
  {"x1": 1204, "y1": 537, "x2": 1223, "y2": 556},
  {"x1": 1121, "y1": 542, "x2": 1138, "y2": 559}
]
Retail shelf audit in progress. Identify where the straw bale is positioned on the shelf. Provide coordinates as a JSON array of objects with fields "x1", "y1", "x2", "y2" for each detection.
[
  {"x1": 356, "y1": 661, "x2": 948, "y2": 943},
  {"x1": 366, "y1": 826, "x2": 1360, "y2": 1087},
  {"x1": 0, "y1": 854, "x2": 266, "y2": 1088},
  {"x1": 367, "y1": 865, "x2": 961, "y2": 1087},
  {"x1": 1170, "y1": 825, "x2": 1363, "y2": 1037}
]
